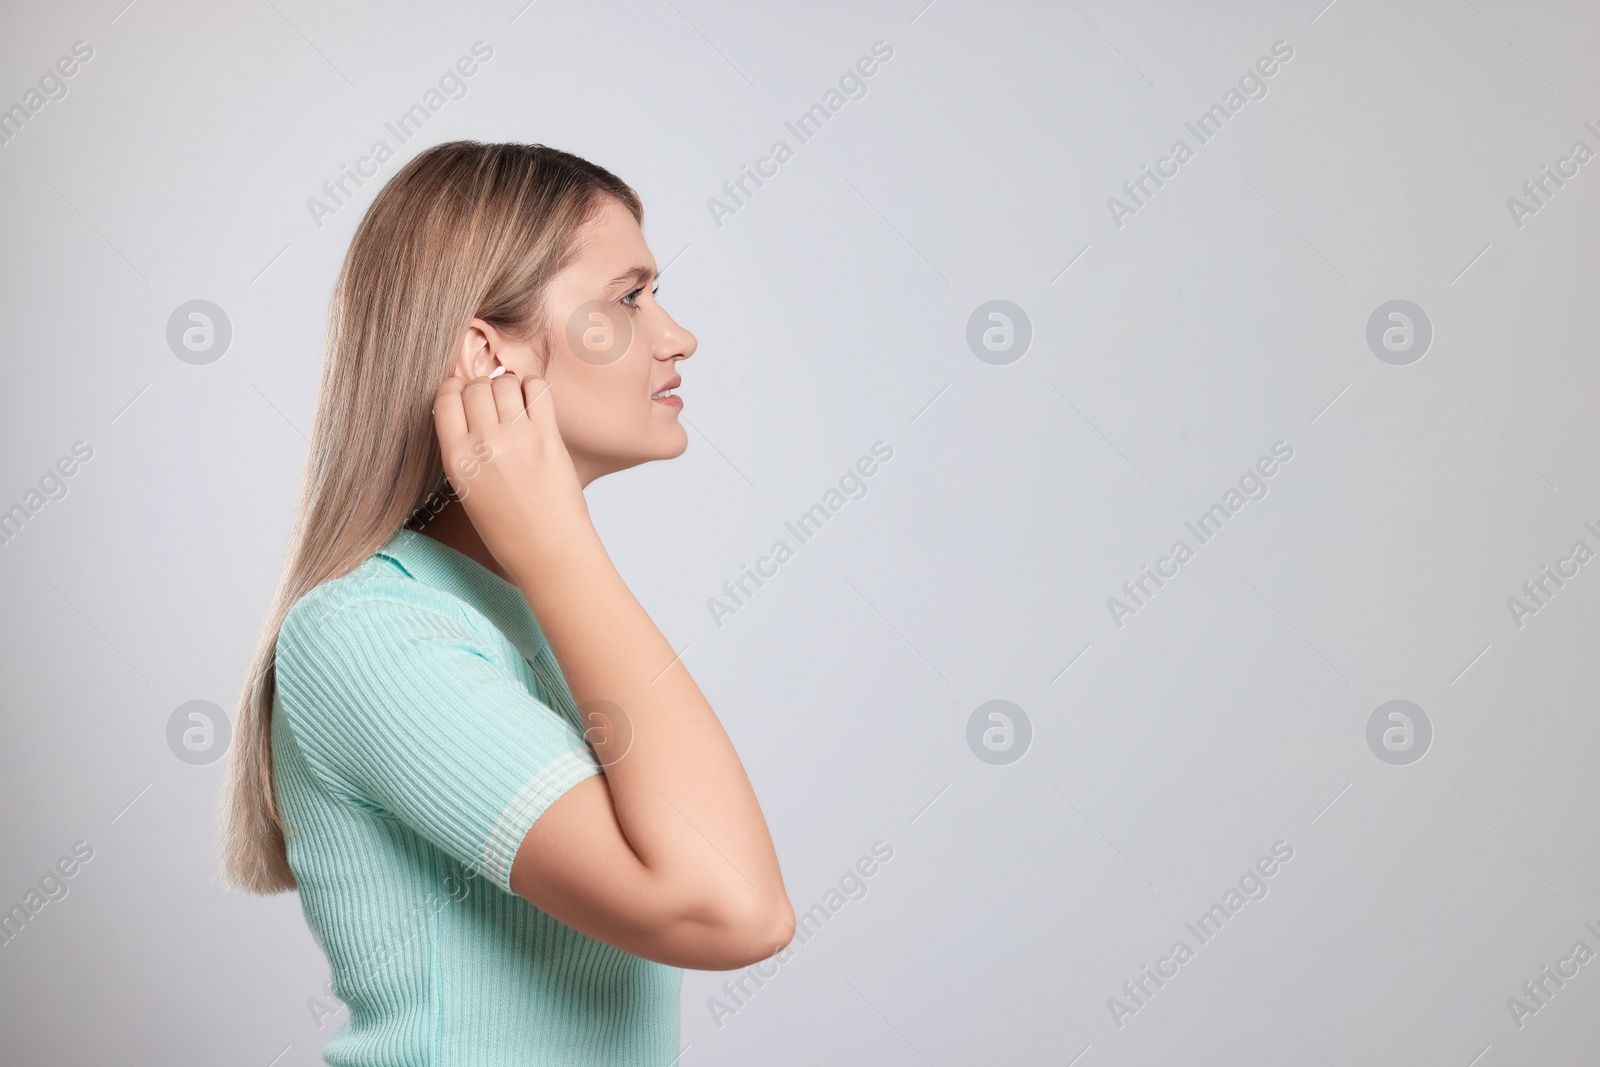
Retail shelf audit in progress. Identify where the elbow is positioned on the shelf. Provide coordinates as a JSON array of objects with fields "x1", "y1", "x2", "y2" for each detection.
[
  {"x1": 697, "y1": 891, "x2": 796, "y2": 970},
  {"x1": 750, "y1": 897, "x2": 797, "y2": 963}
]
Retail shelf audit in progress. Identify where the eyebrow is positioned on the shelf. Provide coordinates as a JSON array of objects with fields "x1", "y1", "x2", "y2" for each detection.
[{"x1": 604, "y1": 264, "x2": 657, "y2": 291}]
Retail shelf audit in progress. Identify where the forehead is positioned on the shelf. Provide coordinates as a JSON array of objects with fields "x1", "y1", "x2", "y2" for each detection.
[{"x1": 568, "y1": 196, "x2": 650, "y2": 276}]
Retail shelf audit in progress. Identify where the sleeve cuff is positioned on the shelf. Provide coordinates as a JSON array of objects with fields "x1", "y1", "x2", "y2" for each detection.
[{"x1": 481, "y1": 749, "x2": 603, "y2": 892}]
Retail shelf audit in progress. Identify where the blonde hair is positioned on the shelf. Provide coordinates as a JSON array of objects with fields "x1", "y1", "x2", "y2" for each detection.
[{"x1": 218, "y1": 141, "x2": 642, "y2": 893}]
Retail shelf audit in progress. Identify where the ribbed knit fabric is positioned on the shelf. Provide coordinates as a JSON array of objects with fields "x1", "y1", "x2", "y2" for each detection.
[{"x1": 272, "y1": 527, "x2": 682, "y2": 1065}]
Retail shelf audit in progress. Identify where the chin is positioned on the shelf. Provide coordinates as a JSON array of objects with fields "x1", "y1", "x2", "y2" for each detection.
[
  {"x1": 661, "y1": 427, "x2": 689, "y2": 459},
  {"x1": 641, "y1": 419, "x2": 688, "y2": 461}
]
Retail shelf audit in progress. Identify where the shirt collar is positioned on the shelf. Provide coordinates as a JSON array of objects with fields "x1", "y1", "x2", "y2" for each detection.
[{"x1": 373, "y1": 527, "x2": 549, "y2": 664}]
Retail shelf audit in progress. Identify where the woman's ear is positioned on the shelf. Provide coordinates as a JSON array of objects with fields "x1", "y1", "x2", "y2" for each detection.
[{"x1": 452, "y1": 318, "x2": 505, "y2": 380}]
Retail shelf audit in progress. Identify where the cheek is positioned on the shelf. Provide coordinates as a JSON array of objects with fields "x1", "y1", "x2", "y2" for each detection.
[{"x1": 552, "y1": 367, "x2": 654, "y2": 448}]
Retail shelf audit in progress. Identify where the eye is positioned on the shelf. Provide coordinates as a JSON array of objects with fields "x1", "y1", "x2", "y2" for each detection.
[{"x1": 621, "y1": 283, "x2": 660, "y2": 309}]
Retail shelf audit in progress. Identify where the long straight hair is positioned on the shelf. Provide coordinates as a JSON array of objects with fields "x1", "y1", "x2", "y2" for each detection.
[{"x1": 218, "y1": 141, "x2": 642, "y2": 893}]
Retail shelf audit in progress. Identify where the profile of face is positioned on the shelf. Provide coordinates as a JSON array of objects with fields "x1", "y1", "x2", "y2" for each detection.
[{"x1": 450, "y1": 194, "x2": 697, "y2": 484}]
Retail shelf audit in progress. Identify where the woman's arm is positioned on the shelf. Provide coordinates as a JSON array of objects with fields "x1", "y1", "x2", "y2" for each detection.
[{"x1": 435, "y1": 372, "x2": 794, "y2": 970}]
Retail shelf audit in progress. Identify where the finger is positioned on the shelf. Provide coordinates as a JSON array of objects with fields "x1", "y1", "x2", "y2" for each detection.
[
  {"x1": 491, "y1": 372, "x2": 525, "y2": 423},
  {"x1": 519, "y1": 376, "x2": 554, "y2": 423},
  {"x1": 433, "y1": 377, "x2": 468, "y2": 442},
  {"x1": 461, "y1": 376, "x2": 499, "y2": 434}
]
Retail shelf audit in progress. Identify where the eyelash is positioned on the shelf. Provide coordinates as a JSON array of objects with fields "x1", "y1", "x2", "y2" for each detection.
[{"x1": 622, "y1": 283, "x2": 659, "y2": 309}]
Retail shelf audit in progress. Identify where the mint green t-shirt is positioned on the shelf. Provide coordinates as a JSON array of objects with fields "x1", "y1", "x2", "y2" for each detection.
[{"x1": 272, "y1": 527, "x2": 682, "y2": 1065}]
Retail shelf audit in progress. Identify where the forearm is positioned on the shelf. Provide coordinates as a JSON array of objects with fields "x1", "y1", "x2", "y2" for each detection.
[{"x1": 509, "y1": 521, "x2": 789, "y2": 921}]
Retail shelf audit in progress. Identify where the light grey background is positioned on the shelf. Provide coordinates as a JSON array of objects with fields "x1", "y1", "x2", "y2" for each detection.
[{"x1": 2, "y1": 0, "x2": 1597, "y2": 1064}]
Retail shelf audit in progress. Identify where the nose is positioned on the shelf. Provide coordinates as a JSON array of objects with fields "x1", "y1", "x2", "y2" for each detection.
[{"x1": 653, "y1": 308, "x2": 696, "y2": 362}]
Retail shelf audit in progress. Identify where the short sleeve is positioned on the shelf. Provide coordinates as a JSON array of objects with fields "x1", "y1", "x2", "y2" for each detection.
[{"x1": 276, "y1": 588, "x2": 602, "y2": 893}]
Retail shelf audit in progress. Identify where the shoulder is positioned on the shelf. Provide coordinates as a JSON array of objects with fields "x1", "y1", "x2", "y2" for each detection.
[{"x1": 278, "y1": 555, "x2": 483, "y2": 665}]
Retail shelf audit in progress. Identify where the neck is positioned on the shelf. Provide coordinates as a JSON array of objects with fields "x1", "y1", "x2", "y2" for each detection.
[
  {"x1": 416, "y1": 457, "x2": 603, "y2": 584},
  {"x1": 415, "y1": 498, "x2": 515, "y2": 584}
]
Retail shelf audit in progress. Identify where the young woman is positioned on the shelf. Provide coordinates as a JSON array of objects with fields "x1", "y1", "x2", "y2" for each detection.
[{"x1": 219, "y1": 141, "x2": 794, "y2": 1064}]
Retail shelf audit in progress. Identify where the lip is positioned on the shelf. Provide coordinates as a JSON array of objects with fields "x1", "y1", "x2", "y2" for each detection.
[{"x1": 651, "y1": 375, "x2": 682, "y2": 409}]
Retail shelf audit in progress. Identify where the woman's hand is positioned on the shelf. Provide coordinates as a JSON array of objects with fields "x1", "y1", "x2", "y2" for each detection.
[{"x1": 432, "y1": 373, "x2": 592, "y2": 581}]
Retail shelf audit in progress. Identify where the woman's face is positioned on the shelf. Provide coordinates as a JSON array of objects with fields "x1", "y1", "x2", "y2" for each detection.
[{"x1": 457, "y1": 194, "x2": 696, "y2": 485}]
